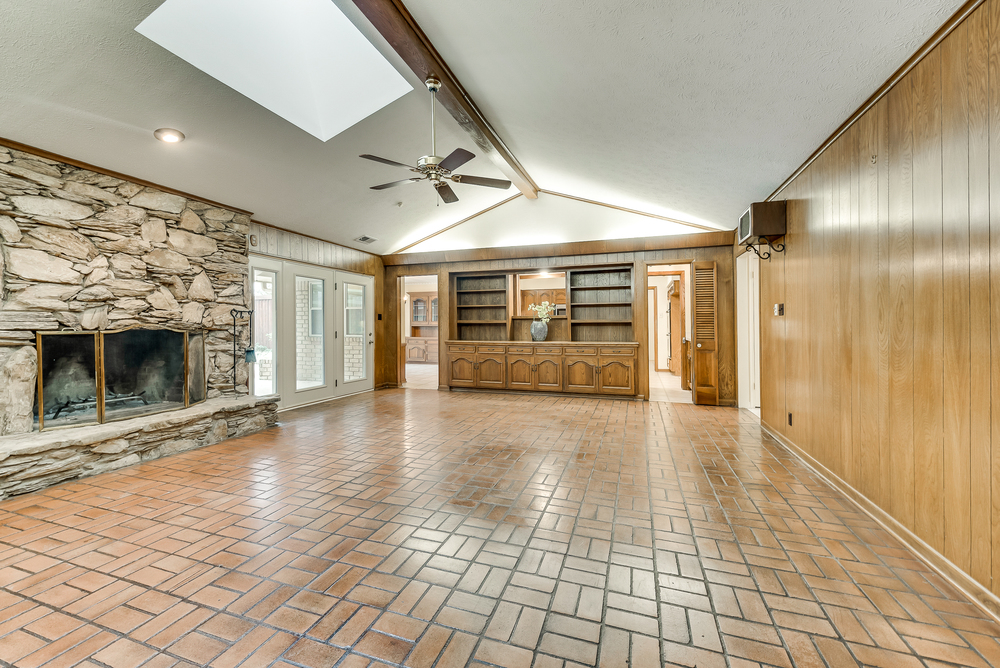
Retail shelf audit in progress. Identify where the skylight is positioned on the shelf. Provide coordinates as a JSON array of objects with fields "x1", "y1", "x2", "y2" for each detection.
[{"x1": 136, "y1": 0, "x2": 413, "y2": 142}]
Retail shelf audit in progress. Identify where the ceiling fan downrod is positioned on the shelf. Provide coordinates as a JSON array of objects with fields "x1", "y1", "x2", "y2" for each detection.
[{"x1": 426, "y1": 77, "x2": 441, "y2": 160}]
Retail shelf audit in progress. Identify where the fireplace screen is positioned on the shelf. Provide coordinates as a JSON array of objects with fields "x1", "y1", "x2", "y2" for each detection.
[{"x1": 35, "y1": 327, "x2": 206, "y2": 431}]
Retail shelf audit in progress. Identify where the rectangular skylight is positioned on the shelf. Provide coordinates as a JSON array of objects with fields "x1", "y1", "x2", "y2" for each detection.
[{"x1": 136, "y1": 0, "x2": 413, "y2": 141}]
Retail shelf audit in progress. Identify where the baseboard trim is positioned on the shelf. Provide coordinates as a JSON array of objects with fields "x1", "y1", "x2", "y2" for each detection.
[{"x1": 760, "y1": 421, "x2": 1000, "y2": 624}]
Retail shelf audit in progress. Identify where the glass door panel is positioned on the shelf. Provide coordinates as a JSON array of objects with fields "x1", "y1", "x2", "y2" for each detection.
[
  {"x1": 252, "y1": 268, "x2": 276, "y2": 395},
  {"x1": 344, "y1": 282, "x2": 366, "y2": 382},
  {"x1": 295, "y1": 276, "x2": 325, "y2": 390}
]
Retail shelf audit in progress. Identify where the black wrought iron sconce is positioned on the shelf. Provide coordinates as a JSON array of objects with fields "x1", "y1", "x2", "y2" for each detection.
[
  {"x1": 744, "y1": 236, "x2": 785, "y2": 261},
  {"x1": 230, "y1": 308, "x2": 255, "y2": 391}
]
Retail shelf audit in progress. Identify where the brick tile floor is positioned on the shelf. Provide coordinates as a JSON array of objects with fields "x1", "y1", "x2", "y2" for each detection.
[{"x1": 1, "y1": 389, "x2": 999, "y2": 667}]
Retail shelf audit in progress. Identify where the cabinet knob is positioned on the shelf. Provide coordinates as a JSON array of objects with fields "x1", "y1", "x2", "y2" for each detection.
[{"x1": 696, "y1": 343, "x2": 702, "y2": 348}]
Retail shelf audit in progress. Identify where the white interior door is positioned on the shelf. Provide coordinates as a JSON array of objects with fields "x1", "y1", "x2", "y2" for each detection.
[
  {"x1": 335, "y1": 271, "x2": 375, "y2": 395},
  {"x1": 282, "y1": 262, "x2": 336, "y2": 407}
]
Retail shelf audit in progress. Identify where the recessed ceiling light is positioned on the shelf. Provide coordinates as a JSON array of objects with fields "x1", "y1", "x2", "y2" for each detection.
[{"x1": 154, "y1": 128, "x2": 185, "y2": 143}]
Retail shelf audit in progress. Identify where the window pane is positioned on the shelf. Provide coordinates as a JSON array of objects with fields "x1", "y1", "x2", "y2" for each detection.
[
  {"x1": 296, "y1": 276, "x2": 324, "y2": 390},
  {"x1": 344, "y1": 283, "x2": 366, "y2": 381},
  {"x1": 252, "y1": 269, "x2": 276, "y2": 395}
]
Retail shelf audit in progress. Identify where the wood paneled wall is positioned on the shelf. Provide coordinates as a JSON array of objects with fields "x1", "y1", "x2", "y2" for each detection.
[
  {"x1": 759, "y1": 0, "x2": 1000, "y2": 610},
  {"x1": 248, "y1": 222, "x2": 390, "y2": 388},
  {"x1": 383, "y1": 244, "x2": 735, "y2": 403}
]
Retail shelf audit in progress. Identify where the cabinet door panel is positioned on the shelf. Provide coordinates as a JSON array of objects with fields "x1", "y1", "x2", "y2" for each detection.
[
  {"x1": 565, "y1": 357, "x2": 598, "y2": 393},
  {"x1": 534, "y1": 357, "x2": 562, "y2": 391},
  {"x1": 477, "y1": 355, "x2": 506, "y2": 388},
  {"x1": 599, "y1": 359, "x2": 635, "y2": 395},
  {"x1": 406, "y1": 341, "x2": 427, "y2": 363},
  {"x1": 449, "y1": 356, "x2": 476, "y2": 387},
  {"x1": 508, "y1": 357, "x2": 534, "y2": 390}
]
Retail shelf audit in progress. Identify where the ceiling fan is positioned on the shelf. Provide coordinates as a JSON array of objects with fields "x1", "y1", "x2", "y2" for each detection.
[{"x1": 360, "y1": 78, "x2": 512, "y2": 203}]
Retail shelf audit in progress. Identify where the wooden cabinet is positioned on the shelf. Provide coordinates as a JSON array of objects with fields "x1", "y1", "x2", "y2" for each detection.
[
  {"x1": 507, "y1": 350, "x2": 564, "y2": 391},
  {"x1": 520, "y1": 289, "x2": 567, "y2": 315},
  {"x1": 598, "y1": 358, "x2": 635, "y2": 395},
  {"x1": 448, "y1": 342, "x2": 636, "y2": 396},
  {"x1": 565, "y1": 356, "x2": 599, "y2": 393},
  {"x1": 407, "y1": 291, "x2": 438, "y2": 363},
  {"x1": 405, "y1": 337, "x2": 438, "y2": 364},
  {"x1": 446, "y1": 344, "x2": 506, "y2": 389}
]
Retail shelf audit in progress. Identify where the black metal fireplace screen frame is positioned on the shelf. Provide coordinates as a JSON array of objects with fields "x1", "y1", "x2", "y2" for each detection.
[{"x1": 35, "y1": 326, "x2": 207, "y2": 431}]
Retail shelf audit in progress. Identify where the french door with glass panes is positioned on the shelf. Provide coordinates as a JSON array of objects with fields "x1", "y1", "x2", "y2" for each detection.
[{"x1": 249, "y1": 258, "x2": 374, "y2": 409}]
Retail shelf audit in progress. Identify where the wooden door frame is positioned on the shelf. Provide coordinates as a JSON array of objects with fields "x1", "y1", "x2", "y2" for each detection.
[
  {"x1": 647, "y1": 287, "x2": 660, "y2": 371},
  {"x1": 645, "y1": 262, "x2": 693, "y2": 395}
]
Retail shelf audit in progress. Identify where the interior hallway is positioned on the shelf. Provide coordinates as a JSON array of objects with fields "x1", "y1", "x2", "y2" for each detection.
[
  {"x1": 0, "y1": 391, "x2": 997, "y2": 667},
  {"x1": 648, "y1": 361, "x2": 692, "y2": 404},
  {"x1": 401, "y1": 364, "x2": 438, "y2": 390}
]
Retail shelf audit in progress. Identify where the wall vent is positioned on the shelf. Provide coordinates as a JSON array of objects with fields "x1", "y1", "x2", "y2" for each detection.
[{"x1": 355, "y1": 235, "x2": 377, "y2": 244}]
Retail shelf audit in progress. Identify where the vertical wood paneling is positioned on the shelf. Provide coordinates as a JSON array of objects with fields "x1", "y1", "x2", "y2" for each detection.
[
  {"x1": 941, "y1": 22, "x2": 972, "y2": 572},
  {"x1": 858, "y1": 110, "x2": 880, "y2": 504},
  {"x1": 887, "y1": 79, "x2": 916, "y2": 530},
  {"x1": 967, "y1": 0, "x2": 992, "y2": 587},
  {"x1": 989, "y1": 0, "x2": 1000, "y2": 592},
  {"x1": 912, "y1": 51, "x2": 944, "y2": 552},
  {"x1": 876, "y1": 97, "x2": 892, "y2": 513},
  {"x1": 760, "y1": 0, "x2": 1000, "y2": 603}
]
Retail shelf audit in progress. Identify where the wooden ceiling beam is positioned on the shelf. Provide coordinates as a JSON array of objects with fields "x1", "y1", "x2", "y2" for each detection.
[{"x1": 353, "y1": 0, "x2": 538, "y2": 199}]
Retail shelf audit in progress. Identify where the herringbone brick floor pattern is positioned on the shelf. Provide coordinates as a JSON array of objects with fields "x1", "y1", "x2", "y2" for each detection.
[{"x1": 0, "y1": 389, "x2": 998, "y2": 667}]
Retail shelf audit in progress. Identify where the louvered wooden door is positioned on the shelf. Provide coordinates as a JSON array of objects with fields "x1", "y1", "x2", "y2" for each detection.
[{"x1": 691, "y1": 261, "x2": 719, "y2": 405}]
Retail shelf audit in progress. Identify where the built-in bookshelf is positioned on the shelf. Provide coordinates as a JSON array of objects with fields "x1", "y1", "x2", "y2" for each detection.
[
  {"x1": 567, "y1": 267, "x2": 634, "y2": 342},
  {"x1": 455, "y1": 274, "x2": 508, "y2": 341}
]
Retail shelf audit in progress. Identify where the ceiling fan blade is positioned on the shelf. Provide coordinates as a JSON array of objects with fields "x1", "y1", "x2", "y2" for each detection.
[
  {"x1": 452, "y1": 174, "x2": 513, "y2": 190},
  {"x1": 370, "y1": 177, "x2": 424, "y2": 190},
  {"x1": 360, "y1": 154, "x2": 414, "y2": 169},
  {"x1": 435, "y1": 182, "x2": 459, "y2": 204},
  {"x1": 439, "y1": 148, "x2": 475, "y2": 172}
]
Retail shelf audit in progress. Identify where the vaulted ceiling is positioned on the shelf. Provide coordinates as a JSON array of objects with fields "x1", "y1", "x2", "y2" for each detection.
[{"x1": 0, "y1": 0, "x2": 962, "y2": 255}]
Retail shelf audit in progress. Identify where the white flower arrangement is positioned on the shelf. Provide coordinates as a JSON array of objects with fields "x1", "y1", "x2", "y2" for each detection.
[{"x1": 528, "y1": 300, "x2": 556, "y2": 323}]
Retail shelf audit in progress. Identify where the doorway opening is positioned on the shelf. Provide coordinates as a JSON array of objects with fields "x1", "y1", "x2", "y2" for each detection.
[
  {"x1": 647, "y1": 263, "x2": 693, "y2": 404},
  {"x1": 401, "y1": 275, "x2": 439, "y2": 390},
  {"x1": 248, "y1": 257, "x2": 375, "y2": 410},
  {"x1": 736, "y1": 251, "x2": 761, "y2": 415}
]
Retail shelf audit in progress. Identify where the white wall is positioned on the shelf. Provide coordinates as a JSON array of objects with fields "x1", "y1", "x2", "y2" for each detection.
[
  {"x1": 735, "y1": 252, "x2": 761, "y2": 411},
  {"x1": 647, "y1": 275, "x2": 675, "y2": 370}
]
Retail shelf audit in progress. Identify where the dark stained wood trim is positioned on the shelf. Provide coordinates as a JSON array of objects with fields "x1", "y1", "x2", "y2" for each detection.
[
  {"x1": 251, "y1": 219, "x2": 381, "y2": 260},
  {"x1": 539, "y1": 190, "x2": 720, "y2": 233},
  {"x1": 352, "y1": 0, "x2": 539, "y2": 198},
  {"x1": 390, "y1": 193, "x2": 522, "y2": 253},
  {"x1": 767, "y1": 0, "x2": 986, "y2": 202},
  {"x1": 0, "y1": 136, "x2": 255, "y2": 216},
  {"x1": 381, "y1": 230, "x2": 736, "y2": 266}
]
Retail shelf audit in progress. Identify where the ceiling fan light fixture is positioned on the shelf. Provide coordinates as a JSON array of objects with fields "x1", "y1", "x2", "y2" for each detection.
[{"x1": 153, "y1": 128, "x2": 185, "y2": 143}]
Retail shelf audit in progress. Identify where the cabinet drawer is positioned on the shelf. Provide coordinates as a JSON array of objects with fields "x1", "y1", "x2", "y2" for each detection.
[
  {"x1": 599, "y1": 347, "x2": 636, "y2": 357},
  {"x1": 563, "y1": 346, "x2": 597, "y2": 355},
  {"x1": 448, "y1": 344, "x2": 476, "y2": 353},
  {"x1": 507, "y1": 346, "x2": 534, "y2": 354},
  {"x1": 477, "y1": 345, "x2": 506, "y2": 353},
  {"x1": 535, "y1": 346, "x2": 562, "y2": 355}
]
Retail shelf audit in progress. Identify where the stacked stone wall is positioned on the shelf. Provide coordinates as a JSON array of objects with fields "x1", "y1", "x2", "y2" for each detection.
[{"x1": 0, "y1": 144, "x2": 255, "y2": 434}]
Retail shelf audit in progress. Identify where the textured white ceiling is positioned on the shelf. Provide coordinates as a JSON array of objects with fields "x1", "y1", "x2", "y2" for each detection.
[
  {"x1": 0, "y1": 0, "x2": 964, "y2": 254},
  {"x1": 404, "y1": 0, "x2": 963, "y2": 231}
]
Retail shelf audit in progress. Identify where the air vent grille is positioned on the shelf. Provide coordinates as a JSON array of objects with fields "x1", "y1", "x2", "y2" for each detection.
[{"x1": 355, "y1": 235, "x2": 377, "y2": 244}]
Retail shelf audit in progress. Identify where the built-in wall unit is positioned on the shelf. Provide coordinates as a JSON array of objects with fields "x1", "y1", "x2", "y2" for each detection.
[
  {"x1": 380, "y1": 232, "x2": 737, "y2": 403},
  {"x1": 756, "y1": 0, "x2": 1000, "y2": 617},
  {"x1": 248, "y1": 223, "x2": 383, "y2": 409}
]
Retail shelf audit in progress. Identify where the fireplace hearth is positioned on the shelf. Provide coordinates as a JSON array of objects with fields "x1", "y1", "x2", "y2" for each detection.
[{"x1": 34, "y1": 327, "x2": 206, "y2": 430}]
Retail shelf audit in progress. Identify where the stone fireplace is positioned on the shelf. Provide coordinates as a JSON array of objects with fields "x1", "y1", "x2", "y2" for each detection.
[
  {"x1": 0, "y1": 144, "x2": 278, "y2": 497},
  {"x1": 35, "y1": 327, "x2": 206, "y2": 430}
]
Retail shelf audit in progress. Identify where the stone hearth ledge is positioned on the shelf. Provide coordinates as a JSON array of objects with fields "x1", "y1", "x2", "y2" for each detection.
[{"x1": 0, "y1": 394, "x2": 279, "y2": 498}]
